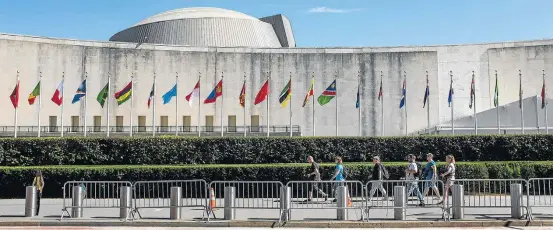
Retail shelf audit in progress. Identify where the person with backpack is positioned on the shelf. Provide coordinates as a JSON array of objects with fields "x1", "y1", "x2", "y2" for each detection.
[
  {"x1": 405, "y1": 154, "x2": 425, "y2": 207},
  {"x1": 368, "y1": 156, "x2": 389, "y2": 201},
  {"x1": 306, "y1": 156, "x2": 328, "y2": 202},
  {"x1": 422, "y1": 153, "x2": 441, "y2": 202}
]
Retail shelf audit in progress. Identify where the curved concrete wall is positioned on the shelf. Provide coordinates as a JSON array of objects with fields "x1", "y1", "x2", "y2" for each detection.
[
  {"x1": 1, "y1": 33, "x2": 553, "y2": 136},
  {"x1": 109, "y1": 18, "x2": 282, "y2": 48}
]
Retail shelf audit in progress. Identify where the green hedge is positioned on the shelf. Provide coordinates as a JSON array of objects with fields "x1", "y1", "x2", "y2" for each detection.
[
  {"x1": 1, "y1": 162, "x2": 551, "y2": 198},
  {"x1": 1, "y1": 135, "x2": 553, "y2": 166}
]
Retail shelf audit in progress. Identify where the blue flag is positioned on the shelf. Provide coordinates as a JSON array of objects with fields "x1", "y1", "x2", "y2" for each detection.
[
  {"x1": 423, "y1": 85, "x2": 429, "y2": 108},
  {"x1": 448, "y1": 83, "x2": 454, "y2": 107},
  {"x1": 162, "y1": 84, "x2": 177, "y2": 104},
  {"x1": 355, "y1": 86, "x2": 360, "y2": 108},
  {"x1": 399, "y1": 79, "x2": 406, "y2": 108},
  {"x1": 71, "y1": 79, "x2": 86, "y2": 104}
]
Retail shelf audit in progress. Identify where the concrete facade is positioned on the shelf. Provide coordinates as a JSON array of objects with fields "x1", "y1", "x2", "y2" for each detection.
[{"x1": 1, "y1": 33, "x2": 553, "y2": 136}]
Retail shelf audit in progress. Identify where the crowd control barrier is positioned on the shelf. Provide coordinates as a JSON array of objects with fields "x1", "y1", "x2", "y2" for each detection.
[
  {"x1": 285, "y1": 181, "x2": 365, "y2": 221},
  {"x1": 527, "y1": 178, "x2": 553, "y2": 220},
  {"x1": 131, "y1": 180, "x2": 208, "y2": 220},
  {"x1": 442, "y1": 179, "x2": 530, "y2": 221},
  {"x1": 365, "y1": 179, "x2": 445, "y2": 220},
  {"x1": 60, "y1": 181, "x2": 133, "y2": 220}
]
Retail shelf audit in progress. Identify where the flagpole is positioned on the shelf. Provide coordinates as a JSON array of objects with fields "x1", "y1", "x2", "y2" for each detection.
[
  {"x1": 404, "y1": 71, "x2": 408, "y2": 136},
  {"x1": 426, "y1": 71, "x2": 430, "y2": 131},
  {"x1": 84, "y1": 73, "x2": 88, "y2": 137},
  {"x1": 244, "y1": 73, "x2": 247, "y2": 137},
  {"x1": 175, "y1": 72, "x2": 179, "y2": 136},
  {"x1": 198, "y1": 72, "x2": 201, "y2": 137},
  {"x1": 289, "y1": 72, "x2": 292, "y2": 137},
  {"x1": 496, "y1": 71, "x2": 500, "y2": 134},
  {"x1": 381, "y1": 71, "x2": 384, "y2": 136},
  {"x1": 14, "y1": 71, "x2": 19, "y2": 138},
  {"x1": 61, "y1": 72, "x2": 65, "y2": 137},
  {"x1": 107, "y1": 72, "x2": 111, "y2": 137},
  {"x1": 358, "y1": 71, "x2": 361, "y2": 136},
  {"x1": 545, "y1": 70, "x2": 549, "y2": 134},
  {"x1": 221, "y1": 72, "x2": 224, "y2": 137},
  {"x1": 312, "y1": 72, "x2": 315, "y2": 136},
  {"x1": 152, "y1": 72, "x2": 156, "y2": 136},
  {"x1": 473, "y1": 71, "x2": 477, "y2": 135},
  {"x1": 130, "y1": 74, "x2": 134, "y2": 137},
  {"x1": 518, "y1": 70, "x2": 524, "y2": 134},
  {"x1": 450, "y1": 71, "x2": 454, "y2": 135},
  {"x1": 38, "y1": 72, "x2": 42, "y2": 137},
  {"x1": 335, "y1": 71, "x2": 338, "y2": 137},
  {"x1": 266, "y1": 71, "x2": 270, "y2": 137}
]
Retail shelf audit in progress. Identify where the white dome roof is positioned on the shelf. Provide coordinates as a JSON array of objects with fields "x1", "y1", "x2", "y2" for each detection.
[{"x1": 134, "y1": 7, "x2": 259, "y2": 27}]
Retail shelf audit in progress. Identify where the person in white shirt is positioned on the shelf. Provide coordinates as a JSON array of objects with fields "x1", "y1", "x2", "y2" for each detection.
[
  {"x1": 437, "y1": 155, "x2": 456, "y2": 206},
  {"x1": 405, "y1": 154, "x2": 425, "y2": 207}
]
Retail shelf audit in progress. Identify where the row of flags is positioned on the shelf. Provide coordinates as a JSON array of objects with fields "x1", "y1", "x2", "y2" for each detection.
[{"x1": 8, "y1": 72, "x2": 549, "y2": 110}]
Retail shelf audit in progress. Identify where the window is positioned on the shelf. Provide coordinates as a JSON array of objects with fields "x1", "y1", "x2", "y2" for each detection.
[
  {"x1": 71, "y1": 116, "x2": 79, "y2": 132},
  {"x1": 205, "y1": 115, "x2": 214, "y2": 132},
  {"x1": 228, "y1": 115, "x2": 236, "y2": 132},
  {"x1": 138, "y1": 116, "x2": 146, "y2": 132},
  {"x1": 49, "y1": 116, "x2": 57, "y2": 132},
  {"x1": 251, "y1": 115, "x2": 260, "y2": 132},
  {"x1": 116, "y1": 116, "x2": 124, "y2": 132},
  {"x1": 183, "y1": 116, "x2": 191, "y2": 132},
  {"x1": 93, "y1": 116, "x2": 101, "y2": 132},
  {"x1": 160, "y1": 116, "x2": 168, "y2": 132}
]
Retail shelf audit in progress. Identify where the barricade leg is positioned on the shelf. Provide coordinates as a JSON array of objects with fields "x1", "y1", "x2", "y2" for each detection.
[
  {"x1": 224, "y1": 187, "x2": 236, "y2": 220},
  {"x1": 71, "y1": 186, "x2": 84, "y2": 218},
  {"x1": 119, "y1": 186, "x2": 132, "y2": 220},
  {"x1": 337, "y1": 186, "x2": 348, "y2": 220},
  {"x1": 452, "y1": 184, "x2": 464, "y2": 220},
  {"x1": 510, "y1": 183, "x2": 523, "y2": 219},
  {"x1": 170, "y1": 187, "x2": 182, "y2": 220},
  {"x1": 25, "y1": 186, "x2": 37, "y2": 217},
  {"x1": 393, "y1": 186, "x2": 406, "y2": 220},
  {"x1": 280, "y1": 186, "x2": 291, "y2": 221}
]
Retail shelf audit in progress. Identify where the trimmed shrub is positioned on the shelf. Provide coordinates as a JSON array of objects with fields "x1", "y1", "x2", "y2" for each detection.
[
  {"x1": 1, "y1": 135, "x2": 553, "y2": 166},
  {"x1": 1, "y1": 161, "x2": 551, "y2": 198}
]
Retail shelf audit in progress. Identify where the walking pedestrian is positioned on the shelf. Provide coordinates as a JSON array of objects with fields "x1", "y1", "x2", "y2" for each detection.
[
  {"x1": 32, "y1": 170, "x2": 44, "y2": 216},
  {"x1": 329, "y1": 156, "x2": 346, "y2": 202},
  {"x1": 368, "y1": 156, "x2": 388, "y2": 201},
  {"x1": 405, "y1": 154, "x2": 425, "y2": 206},
  {"x1": 422, "y1": 153, "x2": 442, "y2": 202},
  {"x1": 306, "y1": 156, "x2": 328, "y2": 202},
  {"x1": 438, "y1": 155, "x2": 456, "y2": 206}
]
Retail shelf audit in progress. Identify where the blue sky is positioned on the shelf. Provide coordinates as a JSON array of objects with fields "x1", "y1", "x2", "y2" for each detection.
[{"x1": 0, "y1": 0, "x2": 552, "y2": 47}]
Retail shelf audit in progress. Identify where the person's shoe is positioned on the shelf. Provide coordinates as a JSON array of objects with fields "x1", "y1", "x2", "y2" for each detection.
[
  {"x1": 324, "y1": 196, "x2": 328, "y2": 202},
  {"x1": 303, "y1": 198, "x2": 312, "y2": 202},
  {"x1": 331, "y1": 198, "x2": 337, "y2": 203},
  {"x1": 419, "y1": 202, "x2": 425, "y2": 207},
  {"x1": 382, "y1": 196, "x2": 389, "y2": 201},
  {"x1": 436, "y1": 201, "x2": 443, "y2": 205},
  {"x1": 433, "y1": 197, "x2": 442, "y2": 200}
]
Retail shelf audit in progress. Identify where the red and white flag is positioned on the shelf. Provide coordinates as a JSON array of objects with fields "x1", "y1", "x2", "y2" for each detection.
[
  {"x1": 185, "y1": 80, "x2": 200, "y2": 107},
  {"x1": 51, "y1": 79, "x2": 64, "y2": 106}
]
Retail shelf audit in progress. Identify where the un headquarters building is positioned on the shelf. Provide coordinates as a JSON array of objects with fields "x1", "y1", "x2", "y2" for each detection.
[{"x1": 2, "y1": 7, "x2": 553, "y2": 137}]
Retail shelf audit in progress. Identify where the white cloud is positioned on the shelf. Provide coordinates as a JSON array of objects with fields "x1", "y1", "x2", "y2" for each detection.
[{"x1": 307, "y1": 7, "x2": 361, "y2": 13}]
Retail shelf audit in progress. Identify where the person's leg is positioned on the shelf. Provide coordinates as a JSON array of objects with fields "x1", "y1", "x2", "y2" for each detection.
[
  {"x1": 314, "y1": 183, "x2": 327, "y2": 197},
  {"x1": 368, "y1": 182, "x2": 379, "y2": 201},
  {"x1": 431, "y1": 184, "x2": 441, "y2": 201},
  {"x1": 378, "y1": 183, "x2": 388, "y2": 200},
  {"x1": 36, "y1": 190, "x2": 42, "y2": 215},
  {"x1": 414, "y1": 183, "x2": 424, "y2": 202}
]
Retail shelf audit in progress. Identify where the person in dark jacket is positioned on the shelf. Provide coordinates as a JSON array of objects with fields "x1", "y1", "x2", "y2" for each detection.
[
  {"x1": 306, "y1": 156, "x2": 328, "y2": 201},
  {"x1": 368, "y1": 156, "x2": 388, "y2": 201}
]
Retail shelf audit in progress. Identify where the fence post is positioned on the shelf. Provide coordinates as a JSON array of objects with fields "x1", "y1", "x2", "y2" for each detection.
[
  {"x1": 337, "y1": 186, "x2": 348, "y2": 220},
  {"x1": 24, "y1": 186, "x2": 37, "y2": 217},
  {"x1": 71, "y1": 186, "x2": 84, "y2": 218},
  {"x1": 510, "y1": 183, "x2": 523, "y2": 219},
  {"x1": 452, "y1": 184, "x2": 464, "y2": 219},
  {"x1": 170, "y1": 187, "x2": 182, "y2": 220},
  {"x1": 393, "y1": 186, "x2": 406, "y2": 220},
  {"x1": 119, "y1": 186, "x2": 132, "y2": 219},
  {"x1": 224, "y1": 187, "x2": 236, "y2": 220},
  {"x1": 280, "y1": 186, "x2": 291, "y2": 221}
]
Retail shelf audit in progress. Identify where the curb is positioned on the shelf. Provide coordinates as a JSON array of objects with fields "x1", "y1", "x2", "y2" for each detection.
[{"x1": 0, "y1": 220, "x2": 551, "y2": 228}]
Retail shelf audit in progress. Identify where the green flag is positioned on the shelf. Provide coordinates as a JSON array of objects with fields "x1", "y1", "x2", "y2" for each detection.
[
  {"x1": 317, "y1": 80, "x2": 337, "y2": 106},
  {"x1": 97, "y1": 82, "x2": 109, "y2": 108},
  {"x1": 493, "y1": 74, "x2": 498, "y2": 107}
]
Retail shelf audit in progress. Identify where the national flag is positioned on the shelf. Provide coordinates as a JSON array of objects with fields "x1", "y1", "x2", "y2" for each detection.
[
  {"x1": 254, "y1": 80, "x2": 270, "y2": 105},
  {"x1": 239, "y1": 81, "x2": 246, "y2": 108},
  {"x1": 542, "y1": 74, "x2": 546, "y2": 109},
  {"x1": 185, "y1": 80, "x2": 200, "y2": 107},
  {"x1": 51, "y1": 79, "x2": 64, "y2": 106},
  {"x1": 97, "y1": 82, "x2": 109, "y2": 108},
  {"x1": 71, "y1": 79, "x2": 86, "y2": 104},
  {"x1": 279, "y1": 80, "x2": 291, "y2": 107},
  {"x1": 377, "y1": 79, "x2": 383, "y2": 101},
  {"x1": 162, "y1": 84, "x2": 177, "y2": 104},
  {"x1": 399, "y1": 79, "x2": 406, "y2": 108},
  {"x1": 204, "y1": 80, "x2": 222, "y2": 104},
  {"x1": 423, "y1": 77, "x2": 429, "y2": 108},
  {"x1": 317, "y1": 80, "x2": 336, "y2": 106},
  {"x1": 10, "y1": 81, "x2": 19, "y2": 109},
  {"x1": 447, "y1": 80, "x2": 454, "y2": 107},
  {"x1": 302, "y1": 77, "x2": 314, "y2": 107},
  {"x1": 493, "y1": 74, "x2": 499, "y2": 107},
  {"x1": 147, "y1": 83, "x2": 154, "y2": 108},
  {"x1": 114, "y1": 82, "x2": 132, "y2": 106},
  {"x1": 355, "y1": 86, "x2": 360, "y2": 109},
  {"x1": 469, "y1": 74, "x2": 475, "y2": 109},
  {"x1": 28, "y1": 81, "x2": 40, "y2": 105}
]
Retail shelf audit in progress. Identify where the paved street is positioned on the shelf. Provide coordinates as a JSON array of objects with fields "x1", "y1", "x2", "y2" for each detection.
[{"x1": 0, "y1": 228, "x2": 552, "y2": 230}]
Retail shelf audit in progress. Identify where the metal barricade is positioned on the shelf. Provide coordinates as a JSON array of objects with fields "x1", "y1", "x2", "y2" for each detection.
[
  {"x1": 365, "y1": 179, "x2": 445, "y2": 220},
  {"x1": 132, "y1": 180, "x2": 208, "y2": 220},
  {"x1": 285, "y1": 181, "x2": 365, "y2": 221},
  {"x1": 527, "y1": 178, "x2": 553, "y2": 220},
  {"x1": 60, "y1": 181, "x2": 133, "y2": 220},
  {"x1": 208, "y1": 181, "x2": 284, "y2": 222},
  {"x1": 443, "y1": 179, "x2": 530, "y2": 221}
]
